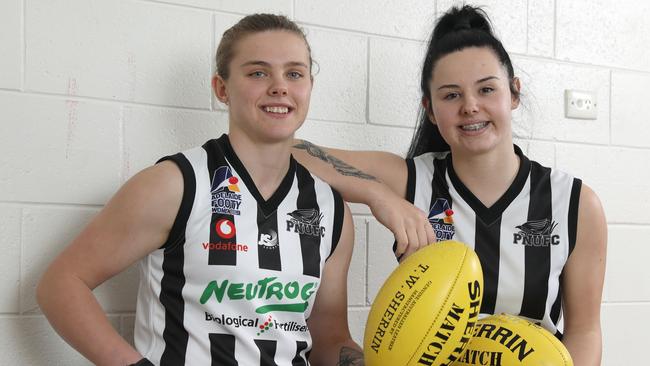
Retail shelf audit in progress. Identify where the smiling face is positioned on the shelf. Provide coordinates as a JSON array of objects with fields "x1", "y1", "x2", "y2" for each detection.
[
  {"x1": 427, "y1": 47, "x2": 520, "y2": 156},
  {"x1": 213, "y1": 30, "x2": 313, "y2": 144}
]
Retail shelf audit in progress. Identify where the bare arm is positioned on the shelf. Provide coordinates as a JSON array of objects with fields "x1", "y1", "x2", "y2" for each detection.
[
  {"x1": 293, "y1": 140, "x2": 435, "y2": 258},
  {"x1": 36, "y1": 161, "x2": 183, "y2": 366},
  {"x1": 307, "y1": 204, "x2": 364, "y2": 365},
  {"x1": 562, "y1": 184, "x2": 606, "y2": 365}
]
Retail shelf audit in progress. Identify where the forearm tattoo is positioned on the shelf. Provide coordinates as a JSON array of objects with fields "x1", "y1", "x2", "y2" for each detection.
[
  {"x1": 294, "y1": 140, "x2": 378, "y2": 181},
  {"x1": 337, "y1": 346, "x2": 365, "y2": 366}
]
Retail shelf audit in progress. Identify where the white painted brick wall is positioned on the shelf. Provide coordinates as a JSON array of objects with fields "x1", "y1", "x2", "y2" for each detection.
[
  {"x1": 25, "y1": 0, "x2": 213, "y2": 108},
  {"x1": 0, "y1": 93, "x2": 122, "y2": 205},
  {"x1": 611, "y1": 71, "x2": 650, "y2": 148},
  {"x1": 369, "y1": 37, "x2": 423, "y2": 128},
  {"x1": 557, "y1": 0, "x2": 650, "y2": 72},
  {"x1": 0, "y1": 0, "x2": 22, "y2": 90},
  {"x1": 307, "y1": 28, "x2": 368, "y2": 124},
  {"x1": 1, "y1": 1, "x2": 648, "y2": 364},
  {"x1": 295, "y1": 0, "x2": 435, "y2": 40}
]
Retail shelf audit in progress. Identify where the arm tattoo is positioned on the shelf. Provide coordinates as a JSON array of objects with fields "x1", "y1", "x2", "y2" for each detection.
[
  {"x1": 337, "y1": 346, "x2": 365, "y2": 366},
  {"x1": 294, "y1": 140, "x2": 378, "y2": 181}
]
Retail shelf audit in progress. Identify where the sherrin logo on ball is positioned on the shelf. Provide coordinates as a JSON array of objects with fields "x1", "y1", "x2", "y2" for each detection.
[
  {"x1": 454, "y1": 314, "x2": 573, "y2": 366},
  {"x1": 363, "y1": 240, "x2": 483, "y2": 366}
]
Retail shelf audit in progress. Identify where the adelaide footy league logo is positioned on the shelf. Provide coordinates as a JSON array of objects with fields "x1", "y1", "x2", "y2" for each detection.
[
  {"x1": 513, "y1": 218, "x2": 560, "y2": 246},
  {"x1": 211, "y1": 166, "x2": 242, "y2": 215},
  {"x1": 286, "y1": 209, "x2": 326, "y2": 237},
  {"x1": 428, "y1": 198, "x2": 455, "y2": 241}
]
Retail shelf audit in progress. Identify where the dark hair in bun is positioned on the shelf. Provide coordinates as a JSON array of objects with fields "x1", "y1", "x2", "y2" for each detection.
[{"x1": 407, "y1": 5, "x2": 519, "y2": 157}]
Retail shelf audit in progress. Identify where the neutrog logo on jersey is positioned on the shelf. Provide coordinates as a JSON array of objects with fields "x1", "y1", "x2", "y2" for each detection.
[
  {"x1": 258, "y1": 229, "x2": 278, "y2": 249},
  {"x1": 199, "y1": 276, "x2": 318, "y2": 314},
  {"x1": 211, "y1": 166, "x2": 242, "y2": 215},
  {"x1": 513, "y1": 218, "x2": 560, "y2": 246},
  {"x1": 286, "y1": 209, "x2": 326, "y2": 237},
  {"x1": 428, "y1": 198, "x2": 455, "y2": 241}
]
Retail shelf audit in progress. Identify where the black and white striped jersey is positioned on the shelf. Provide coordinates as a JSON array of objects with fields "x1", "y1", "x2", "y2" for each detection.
[
  {"x1": 134, "y1": 134, "x2": 344, "y2": 365},
  {"x1": 405, "y1": 145, "x2": 581, "y2": 337}
]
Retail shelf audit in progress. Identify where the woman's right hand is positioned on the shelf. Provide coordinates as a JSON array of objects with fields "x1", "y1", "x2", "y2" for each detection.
[{"x1": 367, "y1": 184, "x2": 436, "y2": 261}]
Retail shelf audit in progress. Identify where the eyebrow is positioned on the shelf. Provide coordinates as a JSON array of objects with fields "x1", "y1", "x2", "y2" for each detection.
[
  {"x1": 437, "y1": 76, "x2": 500, "y2": 90},
  {"x1": 240, "y1": 60, "x2": 309, "y2": 68}
]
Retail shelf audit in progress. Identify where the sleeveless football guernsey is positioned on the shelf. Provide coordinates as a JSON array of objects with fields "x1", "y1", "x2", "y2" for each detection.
[
  {"x1": 133, "y1": 134, "x2": 344, "y2": 365},
  {"x1": 405, "y1": 145, "x2": 581, "y2": 337}
]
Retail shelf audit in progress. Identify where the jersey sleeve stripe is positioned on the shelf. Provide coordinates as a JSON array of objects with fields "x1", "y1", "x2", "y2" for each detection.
[{"x1": 156, "y1": 153, "x2": 196, "y2": 251}]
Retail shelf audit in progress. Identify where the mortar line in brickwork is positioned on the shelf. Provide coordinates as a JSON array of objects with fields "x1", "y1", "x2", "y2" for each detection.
[
  {"x1": 364, "y1": 219, "x2": 370, "y2": 307},
  {"x1": 525, "y1": 0, "x2": 530, "y2": 55},
  {"x1": 511, "y1": 53, "x2": 650, "y2": 75},
  {"x1": 600, "y1": 301, "x2": 650, "y2": 306},
  {"x1": 298, "y1": 22, "x2": 426, "y2": 43},
  {"x1": 525, "y1": 138, "x2": 650, "y2": 152},
  {"x1": 134, "y1": 0, "x2": 220, "y2": 13},
  {"x1": 21, "y1": 0, "x2": 26, "y2": 91},
  {"x1": 608, "y1": 70, "x2": 613, "y2": 146},
  {"x1": 0, "y1": 201, "x2": 104, "y2": 210},
  {"x1": 365, "y1": 37, "x2": 371, "y2": 124},
  {"x1": 0, "y1": 89, "x2": 215, "y2": 113},
  {"x1": 553, "y1": 0, "x2": 557, "y2": 58},
  {"x1": 118, "y1": 106, "x2": 126, "y2": 184},
  {"x1": 606, "y1": 223, "x2": 650, "y2": 228},
  {"x1": 18, "y1": 206, "x2": 23, "y2": 315}
]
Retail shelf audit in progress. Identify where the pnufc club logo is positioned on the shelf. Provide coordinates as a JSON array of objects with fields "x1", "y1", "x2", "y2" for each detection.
[
  {"x1": 211, "y1": 166, "x2": 242, "y2": 215},
  {"x1": 286, "y1": 209, "x2": 326, "y2": 237},
  {"x1": 513, "y1": 218, "x2": 560, "y2": 246},
  {"x1": 428, "y1": 198, "x2": 455, "y2": 241}
]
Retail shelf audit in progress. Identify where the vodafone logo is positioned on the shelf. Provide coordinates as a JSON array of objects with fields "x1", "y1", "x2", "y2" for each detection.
[{"x1": 215, "y1": 219, "x2": 236, "y2": 239}]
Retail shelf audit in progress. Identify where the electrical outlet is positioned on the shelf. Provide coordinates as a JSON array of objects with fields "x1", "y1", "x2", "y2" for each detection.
[{"x1": 564, "y1": 89, "x2": 597, "y2": 120}]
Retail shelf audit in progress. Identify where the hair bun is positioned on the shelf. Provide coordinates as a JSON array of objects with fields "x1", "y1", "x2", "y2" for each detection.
[{"x1": 434, "y1": 5, "x2": 493, "y2": 40}]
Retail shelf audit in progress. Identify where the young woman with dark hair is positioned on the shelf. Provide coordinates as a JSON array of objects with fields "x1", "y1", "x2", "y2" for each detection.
[{"x1": 294, "y1": 6, "x2": 606, "y2": 364}]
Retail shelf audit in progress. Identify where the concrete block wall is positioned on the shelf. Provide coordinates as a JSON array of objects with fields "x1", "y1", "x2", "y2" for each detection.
[{"x1": 1, "y1": 0, "x2": 648, "y2": 364}]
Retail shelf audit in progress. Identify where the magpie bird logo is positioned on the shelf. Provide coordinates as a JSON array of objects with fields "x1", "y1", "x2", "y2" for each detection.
[
  {"x1": 288, "y1": 209, "x2": 323, "y2": 226},
  {"x1": 286, "y1": 209, "x2": 326, "y2": 237},
  {"x1": 513, "y1": 218, "x2": 560, "y2": 246},
  {"x1": 516, "y1": 218, "x2": 558, "y2": 236}
]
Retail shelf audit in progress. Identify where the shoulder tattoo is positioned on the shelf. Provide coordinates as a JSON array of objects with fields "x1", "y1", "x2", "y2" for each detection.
[{"x1": 294, "y1": 140, "x2": 378, "y2": 181}]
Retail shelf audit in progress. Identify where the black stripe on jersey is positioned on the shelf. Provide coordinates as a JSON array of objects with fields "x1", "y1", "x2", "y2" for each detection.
[
  {"x1": 550, "y1": 275, "x2": 564, "y2": 326},
  {"x1": 405, "y1": 158, "x2": 416, "y2": 203},
  {"x1": 292, "y1": 341, "x2": 309, "y2": 366},
  {"x1": 255, "y1": 339, "x2": 279, "y2": 366},
  {"x1": 295, "y1": 165, "x2": 321, "y2": 278},
  {"x1": 327, "y1": 188, "x2": 344, "y2": 261},
  {"x1": 257, "y1": 206, "x2": 281, "y2": 271},
  {"x1": 209, "y1": 333, "x2": 238, "y2": 366},
  {"x1": 218, "y1": 134, "x2": 296, "y2": 217},
  {"x1": 159, "y1": 246, "x2": 190, "y2": 365},
  {"x1": 568, "y1": 178, "x2": 582, "y2": 255},
  {"x1": 156, "y1": 153, "x2": 196, "y2": 250},
  {"x1": 475, "y1": 216, "x2": 502, "y2": 315},
  {"x1": 204, "y1": 139, "x2": 237, "y2": 266},
  {"x1": 520, "y1": 162, "x2": 553, "y2": 320},
  {"x1": 430, "y1": 155, "x2": 451, "y2": 211},
  {"x1": 157, "y1": 155, "x2": 195, "y2": 365}
]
